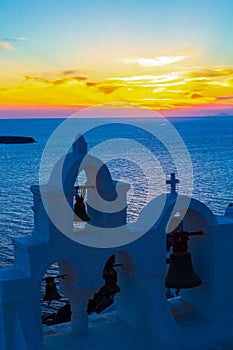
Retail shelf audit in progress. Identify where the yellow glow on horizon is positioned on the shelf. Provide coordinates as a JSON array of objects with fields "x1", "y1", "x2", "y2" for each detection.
[{"x1": 0, "y1": 56, "x2": 232, "y2": 113}]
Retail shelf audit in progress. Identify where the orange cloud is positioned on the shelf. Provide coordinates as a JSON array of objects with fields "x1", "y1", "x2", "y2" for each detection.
[
  {"x1": 188, "y1": 68, "x2": 233, "y2": 78},
  {"x1": 191, "y1": 93, "x2": 203, "y2": 99},
  {"x1": 0, "y1": 37, "x2": 27, "y2": 52},
  {"x1": 0, "y1": 43, "x2": 14, "y2": 51},
  {"x1": 62, "y1": 70, "x2": 77, "y2": 75},
  {"x1": 216, "y1": 96, "x2": 233, "y2": 100},
  {"x1": 23, "y1": 75, "x2": 87, "y2": 86},
  {"x1": 98, "y1": 85, "x2": 120, "y2": 94},
  {"x1": 73, "y1": 76, "x2": 87, "y2": 81},
  {"x1": 86, "y1": 82, "x2": 97, "y2": 87}
]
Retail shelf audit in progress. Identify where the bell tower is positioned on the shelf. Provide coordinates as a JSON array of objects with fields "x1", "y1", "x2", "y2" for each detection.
[{"x1": 1, "y1": 135, "x2": 233, "y2": 350}]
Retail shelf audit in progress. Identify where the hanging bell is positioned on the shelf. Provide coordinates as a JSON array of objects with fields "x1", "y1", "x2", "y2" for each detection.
[
  {"x1": 101, "y1": 254, "x2": 121, "y2": 295},
  {"x1": 43, "y1": 277, "x2": 62, "y2": 302},
  {"x1": 102, "y1": 267, "x2": 121, "y2": 295},
  {"x1": 73, "y1": 194, "x2": 90, "y2": 222},
  {"x1": 166, "y1": 252, "x2": 201, "y2": 289},
  {"x1": 87, "y1": 256, "x2": 121, "y2": 314},
  {"x1": 165, "y1": 231, "x2": 202, "y2": 289}
]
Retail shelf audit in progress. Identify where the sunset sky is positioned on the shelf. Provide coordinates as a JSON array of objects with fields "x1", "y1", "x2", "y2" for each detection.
[{"x1": 0, "y1": 0, "x2": 233, "y2": 116}]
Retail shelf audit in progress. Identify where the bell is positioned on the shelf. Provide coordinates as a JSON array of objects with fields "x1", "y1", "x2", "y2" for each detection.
[
  {"x1": 73, "y1": 194, "x2": 90, "y2": 222},
  {"x1": 166, "y1": 230, "x2": 201, "y2": 289},
  {"x1": 101, "y1": 255, "x2": 121, "y2": 295},
  {"x1": 102, "y1": 267, "x2": 121, "y2": 295},
  {"x1": 166, "y1": 252, "x2": 201, "y2": 289},
  {"x1": 87, "y1": 256, "x2": 121, "y2": 314},
  {"x1": 43, "y1": 277, "x2": 62, "y2": 302}
]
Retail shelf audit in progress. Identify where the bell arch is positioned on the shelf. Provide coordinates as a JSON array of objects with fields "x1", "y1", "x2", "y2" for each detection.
[
  {"x1": 48, "y1": 134, "x2": 116, "y2": 196},
  {"x1": 46, "y1": 135, "x2": 128, "y2": 230},
  {"x1": 150, "y1": 194, "x2": 217, "y2": 235}
]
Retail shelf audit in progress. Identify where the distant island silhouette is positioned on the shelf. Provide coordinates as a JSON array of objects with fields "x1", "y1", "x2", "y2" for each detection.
[
  {"x1": 216, "y1": 112, "x2": 232, "y2": 117},
  {"x1": 0, "y1": 136, "x2": 36, "y2": 144}
]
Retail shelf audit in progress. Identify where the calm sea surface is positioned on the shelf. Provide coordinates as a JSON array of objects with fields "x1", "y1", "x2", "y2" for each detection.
[{"x1": 0, "y1": 117, "x2": 233, "y2": 268}]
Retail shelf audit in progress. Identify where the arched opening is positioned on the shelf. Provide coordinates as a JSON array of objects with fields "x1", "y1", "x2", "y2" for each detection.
[
  {"x1": 41, "y1": 262, "x2": 71, "y2": 327},
  {"x1": 73, "y1": 170, "x2": 90, "y2": 229},
  {"x1": 69, "y1": 160, "x2": 128, "y2": 231},
  {"x1": 167, "y1": 208, "x2": 209, "y2": 234},
  {"x1": 105, "y1": 158, "x2": 148, "y2": 224}
]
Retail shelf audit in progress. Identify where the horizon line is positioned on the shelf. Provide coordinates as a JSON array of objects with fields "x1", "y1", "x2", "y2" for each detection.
[{"x1": 0, "y1": 105, "x2": 232, "y2": 119}]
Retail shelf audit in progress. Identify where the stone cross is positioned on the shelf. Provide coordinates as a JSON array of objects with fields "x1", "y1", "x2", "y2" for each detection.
[{"x1": 166, "y1": 173, "x2": 179, "y2": 194}]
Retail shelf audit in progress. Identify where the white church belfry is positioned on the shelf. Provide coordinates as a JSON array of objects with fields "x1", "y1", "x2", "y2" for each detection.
[{"x1": 1, "y1": 135, "x2": 233, "y2": 350}]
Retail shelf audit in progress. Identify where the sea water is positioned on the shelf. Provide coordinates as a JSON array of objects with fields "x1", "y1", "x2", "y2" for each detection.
[{"x1": 0, "y1": 116, "x2": 233, "y2": 268}]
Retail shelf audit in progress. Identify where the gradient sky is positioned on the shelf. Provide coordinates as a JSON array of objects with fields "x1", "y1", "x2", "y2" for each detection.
[{"x1": 0, "y1": 0, "x2": 233, "y2": 116}]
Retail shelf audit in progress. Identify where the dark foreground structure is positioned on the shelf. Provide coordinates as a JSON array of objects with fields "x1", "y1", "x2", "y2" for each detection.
[{"x1": 0, "y1": 136, "x2": 36, "y2": 144}]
